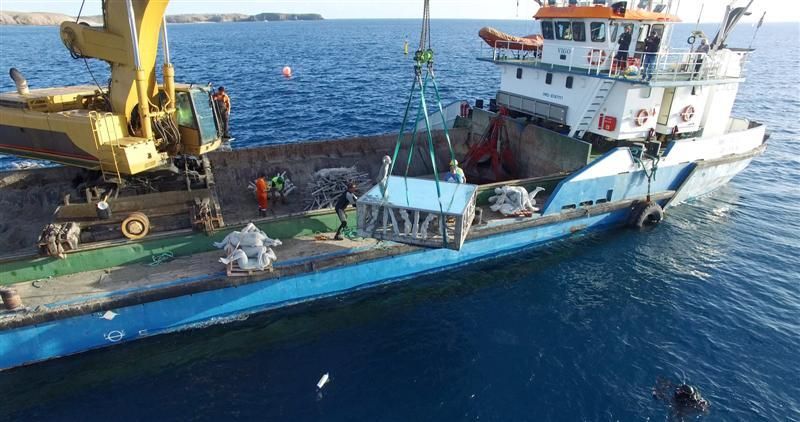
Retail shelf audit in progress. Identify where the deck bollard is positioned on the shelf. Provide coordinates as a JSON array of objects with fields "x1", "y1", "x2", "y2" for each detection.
[{"x1": 0, "y1": 288, "x2": 23, "y2": 310}]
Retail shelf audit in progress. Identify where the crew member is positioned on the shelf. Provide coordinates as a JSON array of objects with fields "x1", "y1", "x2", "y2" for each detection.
[
  {"x1": 270, "y1": 174, "x2": 287, "y2": 204},
  {"x1": 642, "y1": 30, "x2": 662, "y2": 81},
  {"x1": 255, "y1": 173, "x2": 269, "y2": 217},
  {"x1": 443, "y1": 159, "x2": 466, "y2": 184},
  {"x1": 213, "y1": 86, "x2": 231, "y2": 138},
  {"x1": 615, "y1": 25, "x2": 632, "y2": 68},
  {"x1": 693, "y1": 38, "x2": 710, "y2": 78},
  {"x1": 333, "y1": 183, "x2": 358, "y2": 240}
]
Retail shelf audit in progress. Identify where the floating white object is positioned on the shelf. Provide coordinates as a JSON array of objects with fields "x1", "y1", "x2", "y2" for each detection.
[
  {"x1": 101, "y1": 311, "x2": 118, "y2": 321},
  {"x1": 317, "y1": 372, "x2": 330, "y2": 389}
]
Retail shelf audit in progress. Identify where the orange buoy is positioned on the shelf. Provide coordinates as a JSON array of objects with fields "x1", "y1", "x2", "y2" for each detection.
[{"x1": 282, "y1": 66, "x2": 292, "y2": 77}]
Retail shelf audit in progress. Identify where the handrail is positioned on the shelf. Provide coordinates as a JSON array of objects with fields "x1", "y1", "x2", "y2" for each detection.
[{"x1": 483, "y1": 42, "x2": 751, "y2": 83}]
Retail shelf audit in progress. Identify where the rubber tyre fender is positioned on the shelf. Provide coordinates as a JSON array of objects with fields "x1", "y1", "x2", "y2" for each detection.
[
  {"x1": 631, "y1": 202, "x2": 664, "y2": 228},
  {"x1": 121, "y1": 212, "x2": 151, "y2": 240}
]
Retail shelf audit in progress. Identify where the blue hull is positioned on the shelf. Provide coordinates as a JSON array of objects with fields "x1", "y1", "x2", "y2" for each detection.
[{"x1": 0, "y1": 208, "x2": 630, "y2": 370}]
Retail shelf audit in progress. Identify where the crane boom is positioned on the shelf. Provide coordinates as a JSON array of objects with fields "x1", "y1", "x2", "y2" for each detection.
[{"x1": 0, "y1": 0, "x2": 222, "y2": 176}]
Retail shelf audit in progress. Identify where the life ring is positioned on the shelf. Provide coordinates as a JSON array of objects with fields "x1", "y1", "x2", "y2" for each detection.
[
  {"x1": 121, "y1": 212, "x2": 151, "y2": 240},
  {"x1": 634, "y1": 108, "x2": 650, "y2": 127},
  {"x1": 587, "y1": 49, "x2": 607, "y2": 66},
  {"x1": 629, "y1": 201, "x2": 664, "y2": 228},
  {"x1": 687, "y1": 35, "x2": 696, "y2": 45},
  {"x1": 680, "y1": 105, "x2": 695, "y2": 122}
]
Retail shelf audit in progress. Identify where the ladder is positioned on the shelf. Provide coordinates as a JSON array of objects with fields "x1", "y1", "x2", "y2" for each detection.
[
  {"x1": 570, "y1": 79, "x2": 615, "y2": 139},
  {"x1": 89, "y1": 111, "x2": 124, "y2": 184}
]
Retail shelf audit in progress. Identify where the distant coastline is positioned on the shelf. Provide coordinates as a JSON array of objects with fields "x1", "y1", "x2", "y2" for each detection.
[{"x1": 0, "y1": 11, "x2": 324, "y2": 26}]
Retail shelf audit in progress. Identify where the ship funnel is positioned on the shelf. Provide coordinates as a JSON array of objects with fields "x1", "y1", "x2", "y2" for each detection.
[{"x1": 9, "y1": 68, "x2": 29, "y2": 95}]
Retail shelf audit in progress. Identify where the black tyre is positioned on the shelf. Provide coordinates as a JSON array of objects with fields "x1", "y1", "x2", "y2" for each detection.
[{"x1": 630, "y1": 202, "x2": 664, "y2": 229}]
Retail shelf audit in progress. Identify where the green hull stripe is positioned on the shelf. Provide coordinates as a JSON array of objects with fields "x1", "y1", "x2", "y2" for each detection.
[{"x1": 0, "y1": 211, "x2": 355, "y2": 286}]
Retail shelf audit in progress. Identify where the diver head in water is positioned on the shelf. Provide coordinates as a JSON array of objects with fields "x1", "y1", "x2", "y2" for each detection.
[{"x1": 674, "y1": 384, "x2": 709, "y2": 412}]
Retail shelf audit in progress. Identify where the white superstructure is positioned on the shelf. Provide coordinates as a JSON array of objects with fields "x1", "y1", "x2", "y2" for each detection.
[{"x1": 481, "y1": 0, "x2": 756, "y2": 147}]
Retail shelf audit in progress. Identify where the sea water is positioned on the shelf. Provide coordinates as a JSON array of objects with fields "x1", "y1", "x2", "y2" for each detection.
[{"x1": 0, "y1": 20, "x2": 798, "y2": 421}]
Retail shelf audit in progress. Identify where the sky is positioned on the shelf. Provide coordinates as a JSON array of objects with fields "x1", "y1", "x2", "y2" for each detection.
[{"x1": 0, "y1": 0, "x2": 796, "y2": 23}]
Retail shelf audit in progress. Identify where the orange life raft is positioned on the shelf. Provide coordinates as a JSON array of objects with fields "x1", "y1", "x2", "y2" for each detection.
[{"x1": 479, "y1": 27, "x2": 543, "y2": 51}]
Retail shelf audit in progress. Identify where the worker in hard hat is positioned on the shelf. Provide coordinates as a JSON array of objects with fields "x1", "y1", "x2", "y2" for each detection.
[
  {"x1": 255, "y1": 173, "x2": 269, "y2": 217},
  {"x1": 333, "y1": 183, "x2": 358, "y2": 240},
  {"x1": 443, "y1": 159, "x2": 466, "y2": 184},
  {"x1": 270, "y1": 174, "x2": 287, "y2": 204}
]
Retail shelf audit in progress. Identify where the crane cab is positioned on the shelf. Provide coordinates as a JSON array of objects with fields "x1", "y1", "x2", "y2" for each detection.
[{"x1": 170, "y1": 84, "x2": 224, "y2": 157}]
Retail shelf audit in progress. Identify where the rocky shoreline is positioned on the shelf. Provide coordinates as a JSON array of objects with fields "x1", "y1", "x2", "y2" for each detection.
[{"x1": 0, "y1": 11, "x2": 324, "y2": 26}]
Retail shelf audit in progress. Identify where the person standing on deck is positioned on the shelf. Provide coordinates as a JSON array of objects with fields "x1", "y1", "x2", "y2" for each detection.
[
  {"x1": 213, "y1": 86, "x2": 231, "y2": 138},
  {"x1": 270, "y1": 174, "x2": 287, "y2": 204},
  {"x1": 642, "y1": 31, "x2": 661, "y2": 81},
  {"x1": 255, "y1": 173, "x2": 269, "y2": 217},
  {"x1": 693, "y1": 38, "x2": 710, "y2": 79},
  {"x1": 615, "y1": 25, "x2": 632, "y2": 69},
  {"x1": 333, "y1": 183, "x2": 358, "y2": 241},
  {"x1": 443, "y1": 160, "x2": 466, "y2": 184}
]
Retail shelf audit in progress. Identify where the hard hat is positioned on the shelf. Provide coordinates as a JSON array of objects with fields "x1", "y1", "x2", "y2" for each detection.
[{"x1": 450, "y1": 159, "x2": 459, "y2": 166}]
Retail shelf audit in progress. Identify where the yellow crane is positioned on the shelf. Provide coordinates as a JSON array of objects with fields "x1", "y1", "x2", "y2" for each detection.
[{"x1": 0, "y1": 0, "x2": 223, "y2": 177}]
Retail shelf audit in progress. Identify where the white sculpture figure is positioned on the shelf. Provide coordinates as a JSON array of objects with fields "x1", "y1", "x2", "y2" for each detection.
[
  {"x1": 527, "y1": 186, "x2": 546, "y2": 212},
  {"x1": 214, "y1": 223, "x2": 282, "y2": 254},
  {"x1": 377, "y1": 155, "x2": 392, "y2": 198},
  {"x1": 215, "y1": 224, "x2": 281, "y2": 271},
  {"x1": 488, "y1": 186, "x2": 546, "y2": 216},
  {"x1": 419, "y1": 213, "x2": 438, "y2": 240},
  {"x1": 365, "y1": 204, "x2": 382, "y2": 233},
  {"x1": 219, "y1": 246, "x2": 277, "y2": 270},
  {"x1": 398, "y1": 209, "x2": 412, "y2": 235}
]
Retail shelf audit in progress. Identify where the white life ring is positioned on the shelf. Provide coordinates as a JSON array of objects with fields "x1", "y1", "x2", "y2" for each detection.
[
  {"x1": 634, "y1": 109, "x2": 650, "y2": 127},
  {"x1": 681, "y1": 105, "x2": 695, "y2": 122}
]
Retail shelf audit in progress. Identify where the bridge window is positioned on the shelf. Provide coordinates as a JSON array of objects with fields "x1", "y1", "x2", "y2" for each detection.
[
  {"x1": 637, "y1": 24, "x2": 650, "y2": 43},
  {"x1": 572, "y1": 22, "x2": 586, "y2": 42},
  {"x1": 541, "y1": 21, "x2": 554, "y2": 40},
  {"x1": 516, "y1": 68, "x2": 523, "y2": 79},
  {"x1": 566, "y1": 76, "x2": 573, "y2": 89},
  {"x1": 590, "y1": 22, "x2": 606, "y2": 42},
  {"x1": 555, "y1": 21, "x2": 572, "y2": 40},
  {"x1": 546, "y1": 73, "x2": 553, "y2": 85}
]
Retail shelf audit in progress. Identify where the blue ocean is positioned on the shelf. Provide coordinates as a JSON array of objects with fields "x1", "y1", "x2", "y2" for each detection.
[{"x1": 0, "y1": 18, "x2": 799, "y2": 421}]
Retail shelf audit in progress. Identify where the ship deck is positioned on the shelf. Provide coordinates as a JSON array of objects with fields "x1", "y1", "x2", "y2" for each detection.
[
  {"x1": 0, "y1": 208, "x2": 555, "y2": 328},
  {"x1": 6, "y1": 235, "x2": 387, "y2": 310}
]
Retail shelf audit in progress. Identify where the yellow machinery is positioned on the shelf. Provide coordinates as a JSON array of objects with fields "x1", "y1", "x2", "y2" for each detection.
[{"x1": 0, "y1": 0, "x2": 223, "y2": 177}]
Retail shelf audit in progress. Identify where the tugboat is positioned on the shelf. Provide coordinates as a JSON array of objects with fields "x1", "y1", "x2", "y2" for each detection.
[{"x1": 0, "y1": 0, "x2": 766, "y2": 370}]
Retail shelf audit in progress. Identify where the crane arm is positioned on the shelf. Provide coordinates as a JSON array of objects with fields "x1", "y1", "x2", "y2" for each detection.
[{"x1": 59, "y1": 0, "x2": 172, "y2": 140}]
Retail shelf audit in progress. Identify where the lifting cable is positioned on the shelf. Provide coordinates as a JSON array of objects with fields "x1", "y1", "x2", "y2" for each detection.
[{"x1": 387, "y1": 0, "x2": 458, "y2": 247}]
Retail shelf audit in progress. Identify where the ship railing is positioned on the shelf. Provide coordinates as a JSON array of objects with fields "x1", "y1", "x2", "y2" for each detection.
[
  {"x1": 484, "y1": 42, "x2": 751, "y2": 83},
  {"x1": 484, "y1": 40, "x2": 542, "y2": 63},
  {"x1": 538, "y1": 0, "x2": 672, "y2": 13},
  {"x1": 634, "y1": 48, "x2": 752, "y2": 82}
]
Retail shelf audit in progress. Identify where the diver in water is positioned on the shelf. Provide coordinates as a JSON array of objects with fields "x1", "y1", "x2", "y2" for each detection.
[
  {"x1": 673, "y1": 384, "x2": 709, "y2": 412},
  {"x1": 653, "y1": 377, "x2": 710, "y2": 417}
]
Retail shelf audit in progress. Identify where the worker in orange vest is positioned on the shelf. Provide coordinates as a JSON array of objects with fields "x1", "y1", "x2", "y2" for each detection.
[
  {"x1": 213, "y1": 86, "x2": 231, "y2": 138},
  {"x1": 255, "y1": 173, "x2": 269, "y2": 217}
]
